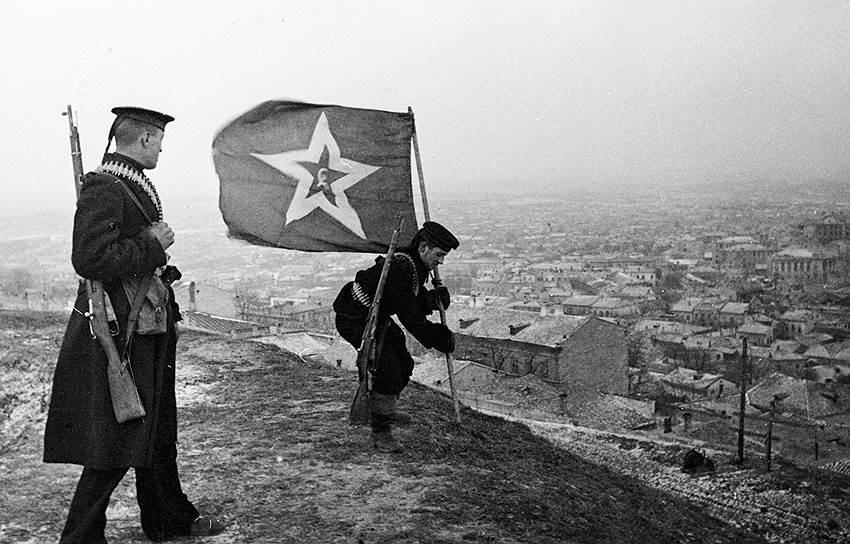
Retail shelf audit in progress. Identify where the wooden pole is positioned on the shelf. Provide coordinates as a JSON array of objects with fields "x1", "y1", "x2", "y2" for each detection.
[
  {"x1": 766, "y1": 398, "x2": 774, "y2": 472},
  {"x1": 737, "y1": 337, "x2": 748, "y2": 463},
  {"x1": 409, "y1": 106, "x2": 462, "y2": 426}
]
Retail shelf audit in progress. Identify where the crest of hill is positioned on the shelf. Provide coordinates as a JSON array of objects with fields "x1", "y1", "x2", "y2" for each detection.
[{"x1": 0, "y1": 310, "x2": 826, "y2": 544}]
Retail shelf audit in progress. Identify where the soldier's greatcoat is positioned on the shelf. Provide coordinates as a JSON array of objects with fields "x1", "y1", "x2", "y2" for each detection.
[{"x1": 44, "y1": 153, "x2": 180, "y2": 470}]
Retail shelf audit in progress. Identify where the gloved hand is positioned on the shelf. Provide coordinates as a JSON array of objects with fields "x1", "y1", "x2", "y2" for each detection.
[
  {"x1": 427, "y1": 286, "x2": 451, "y2": 311},
  {"x1": 432, "y1": 324, "x2": 456, "y2": 353}
]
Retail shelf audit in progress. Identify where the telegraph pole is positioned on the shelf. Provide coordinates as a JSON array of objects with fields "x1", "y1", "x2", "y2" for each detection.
[
  {"x1": 737, "y1": 337, "x2": 748, "y2": 464},
  {"x1": 765, "y1": 398, "x2": 775, "y2": 471}
]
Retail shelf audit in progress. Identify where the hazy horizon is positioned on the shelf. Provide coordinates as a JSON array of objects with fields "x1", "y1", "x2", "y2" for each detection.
[{"x1": 2, "y1": 1, "x2": 849, "y2": 218}]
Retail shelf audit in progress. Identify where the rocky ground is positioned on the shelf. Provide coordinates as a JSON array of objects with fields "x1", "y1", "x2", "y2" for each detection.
[{"x1": 1, "y1": 310, "x2": 849, "y2": 543}]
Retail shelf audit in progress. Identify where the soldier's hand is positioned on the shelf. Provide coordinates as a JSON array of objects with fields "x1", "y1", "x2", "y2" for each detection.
[
  {"x1": 426, "y1": 286, "x2": 451, "y2": 311},
  {"x1": 433, "y1": 324, "x2": 456, "y2": 354},
  {"x1": 434, "y1": 286, "x2": 451, "y2": 310},
  {"x1": 149, "y1": 222, "x2": 175, "y2": 250}
]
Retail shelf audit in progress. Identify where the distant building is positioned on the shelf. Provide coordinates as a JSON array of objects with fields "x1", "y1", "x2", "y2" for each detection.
[
  {"x1": 719, "y1": 302, "x2": 750, "y2": 328},
  {"x1": 779, "y1": 309, "x2": 817, "y2": 337},
  {"x1": 738, "y1": 321, "x2": 774, "y2": 347},
  {"x1": 451, "y1": 307, "x2": 628, "y2": 396},
  {"x1": 562, "y1": 294, "x2": 600, "y2": 316},
  {"x1": 693, "y1": 301, "x2": 720, "y2": 326},
  {"x1": 181, "y1": 311, "x2": 271, "y2": 337},
  {"x1": 590, "y1": 297, "x2": 639, "y2": 318},
  {"x1": 244, "y1": 299, "x2": 335, "y2": 334},
  {"x1": 669, "y1": 297, "x2": 702, "y2": 323},
  {"x1": 660, "y1": 367, "x2": 738, "y2": 401},
  {"x1": 714, "y1": 239, "x2": 775, "y2": 279},
  {"x1": 813, "y1": 213, "x2": 848, "y2": 245},
  {"x1": 770, "y1": 248, "x2": 839, "y2": 285}
]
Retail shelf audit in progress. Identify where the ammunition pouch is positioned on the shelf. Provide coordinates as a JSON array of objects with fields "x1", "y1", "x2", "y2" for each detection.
[{"x1": 122, "y1": 274, "x2": 168, "y2": 335}]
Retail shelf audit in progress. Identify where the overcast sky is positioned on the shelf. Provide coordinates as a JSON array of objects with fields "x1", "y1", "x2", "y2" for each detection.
[{"x1": 2, "y1": 0, "x2": 849, "y2": 218}]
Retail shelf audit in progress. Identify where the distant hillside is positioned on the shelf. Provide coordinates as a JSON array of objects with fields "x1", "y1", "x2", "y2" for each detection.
[{"x1": 1, "y1": 310, "x2": 848, "y2": 543}]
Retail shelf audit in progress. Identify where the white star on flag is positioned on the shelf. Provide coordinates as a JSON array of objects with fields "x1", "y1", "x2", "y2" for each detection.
[{"x1": 251, "y1": 112, "x2": 380, "y2": 238}]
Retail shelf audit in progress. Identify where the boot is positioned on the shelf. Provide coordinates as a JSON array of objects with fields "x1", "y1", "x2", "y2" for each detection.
[
  {"x1": 389, "y1": 410, "x2": 412, "y2": 426},
  {"x1": 372, "y1": 426, "x2": 403, "y2": 453},
  {"x1": 370, "y1": 393, "x2": 404, "y2": 453}
]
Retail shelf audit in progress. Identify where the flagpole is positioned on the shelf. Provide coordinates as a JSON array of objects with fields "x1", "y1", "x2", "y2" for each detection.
[{"x1": 409, "y1": 106, "x2": 462, "y2": 426}]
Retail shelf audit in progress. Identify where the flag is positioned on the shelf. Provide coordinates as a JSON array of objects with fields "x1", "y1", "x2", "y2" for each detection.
[{"x1": 212, "y1": 101, "x2": 419, "y2": 252}]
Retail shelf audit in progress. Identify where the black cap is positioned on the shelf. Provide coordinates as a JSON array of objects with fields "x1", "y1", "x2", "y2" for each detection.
[
  {"x1": 111, "y1": 106, "x2": 175, "y2": 130},
  {"x1": 104, "y1": 107, "x2": 175, "y2": 159},
  {"x1": 421, "y1": 221, "x2": 459, "y2": 251}
]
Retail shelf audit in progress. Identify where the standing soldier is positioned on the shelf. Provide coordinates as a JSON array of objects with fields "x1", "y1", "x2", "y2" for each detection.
[
  {"x1": 44, "y1": 107, "x2": 226, "y2": 542},
  {"x1": 333, "y1": 221, "x2": 459, "y2": 453}
]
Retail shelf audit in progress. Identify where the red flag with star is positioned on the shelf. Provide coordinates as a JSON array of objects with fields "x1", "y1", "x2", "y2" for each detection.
[{"x1": 212, "y1": 101, "x2": 419, "y2": 252}]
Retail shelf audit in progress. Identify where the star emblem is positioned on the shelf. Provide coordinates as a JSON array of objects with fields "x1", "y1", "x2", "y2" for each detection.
[{"x1": 251, "y1": 112, "x2": 380, "y2": 238}]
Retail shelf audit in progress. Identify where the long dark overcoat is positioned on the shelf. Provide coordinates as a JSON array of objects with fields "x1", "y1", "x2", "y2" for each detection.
[{"x1": 44, "y1": 160, "x2": 179, "y2": 470}]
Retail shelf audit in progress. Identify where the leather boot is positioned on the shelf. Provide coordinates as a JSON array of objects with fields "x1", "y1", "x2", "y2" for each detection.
[{"x1": 370, "y1": 393, "x2": 403, "y2": 453}]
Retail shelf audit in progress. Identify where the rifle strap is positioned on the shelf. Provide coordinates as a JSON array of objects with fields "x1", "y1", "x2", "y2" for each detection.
[
  {"x1": 113, "y1": 177, "x2": 157, "y2": 358},
  {"x1": 114, "y1": 178, "x2": 154, "y2": 225},
  {"x1": 123, "y1": 274, "x2": 154, "y2": 360}
]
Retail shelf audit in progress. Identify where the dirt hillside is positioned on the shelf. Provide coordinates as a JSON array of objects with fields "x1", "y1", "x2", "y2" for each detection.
[{"x1": 1, "y1": 310, "x2": 847, "y2": 543}]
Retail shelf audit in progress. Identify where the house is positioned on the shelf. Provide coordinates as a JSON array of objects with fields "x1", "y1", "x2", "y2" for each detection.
[
  {"x1": 669, "y1": 297, "x2": 702, "y2": 323},
  {"x1": 660, "y1": 367, "x2": 738, "y2": 401},
  {"x1": 806, "y1": 364, "x2": 850, "y2": 384},
  {"x1": 748, "y1": 372, "x2": 850, "y2": 419},
  {"x1": 693, "y1": 301, "x2": 720, "y2": 326},
  {"x1": 620, "y1": 285, "x2": 656, "y2": 300},
  {"x1": 780, "y1": 309, "x2": 817, "y2": 337},
  {"x1": 589, "y1": 296, "x2": 639, "y2": 318},
  {"x1": 813, "y1": 213, "x2": 849, "y2": 244},
  {"x1": 738, "y1": 321, "x2": 774, "y2": 347},
  {"x1": 180, "y1": 311, "x2": 271, "y2": 337},
  {"x1": 719, "y1": 302, "x2": 749, "y2": 327},
  {"x1": 173, "y1": 280, "x2": 239, "y2": 319},
  {"x1": 451, "y1": 361, "x2": 504, "y2": 390},
  {"x1": 632, "y1": 319, "x2": 712, "y2": 338},
  {"x1": 562, "y1": 294, "x2": 600, "y2": 316},
  {"x1": 507, "y1": 300, "x2": 543, "y2": 314},
  {"x1": 451, "y1": 307, "x2": 628, "y2": 396},
  {"x1": 244, "y1": 300, "x2": 336, "y2": 334}
]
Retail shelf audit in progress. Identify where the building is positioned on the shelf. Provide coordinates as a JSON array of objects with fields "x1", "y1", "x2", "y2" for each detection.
[
  {"x1": 180, "y1": 311, "x2": 271, "y2": 337},
  {"x1": 660, "y1": 367, "x2": 738, "y2": 401},
  {"x1": 451, "y1": 307, "x2": 628, "y2": 396},
  {"x1": 590, "y1": 297, "x2": 640, "y2": 318},
  {"x1": 779, "y1": 309, "x2": 817, "y2": 337},
  {"x1": 693, "y1": 301, "x2": 720, "y2": 327},
  {"x1": 669, "y1": 297, "x2": 702, "y2": 323},
  {"x1": 813, "y1": 213, "x2": 848, "y2": 245},
  {"x1": 770, "y1": 248, "x2": 840, "y2": 285},
  {"x1": 244, "y1": 300, "x2": 335, "y2": 334},
  {"x1": 562, "y1": 294, "x2": 600, "y2": 316},
  {"x1": 719, "y1": 302, "x2": 750, "y2": 328},
  {"x1": 738, "y1": 321, "x2": 774, "y2": 347}
]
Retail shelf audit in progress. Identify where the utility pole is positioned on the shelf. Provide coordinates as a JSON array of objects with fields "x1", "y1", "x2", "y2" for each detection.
[
  {"x1": 737, "y1": 337, "x2": 748, "y2": 464},
  {"x1": 765, "y1": 398, "x2": 775, "y2": 472}
]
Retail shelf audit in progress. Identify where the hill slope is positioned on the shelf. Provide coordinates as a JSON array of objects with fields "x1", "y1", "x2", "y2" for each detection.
[{"x1": 0, "y1": 311, "x2": 847, "y2": 543}]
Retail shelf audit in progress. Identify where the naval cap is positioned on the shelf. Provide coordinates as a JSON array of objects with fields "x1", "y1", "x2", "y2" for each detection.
[
  {"x1": 421, "y1": 221, "x2": 459, "y2": 251},
  {"x1": 111, "y1": 106, "x2": 175, "y2": 131}
]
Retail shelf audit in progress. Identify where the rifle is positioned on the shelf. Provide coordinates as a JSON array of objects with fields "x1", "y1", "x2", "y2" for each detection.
[
  {"x1": 63, "y1": 105, "x2": 146, "y2": 423},
  {"x1": 349, "y1": 215, "x2": 404, "y2": 426}
]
